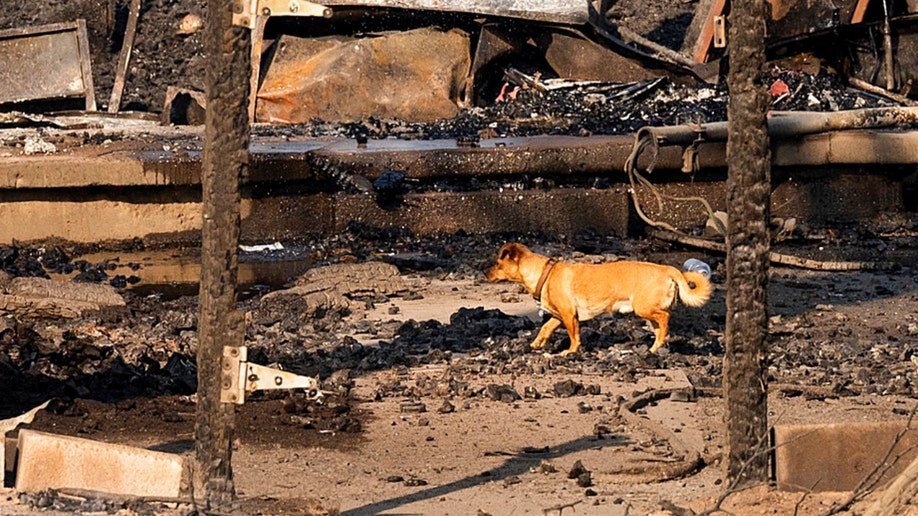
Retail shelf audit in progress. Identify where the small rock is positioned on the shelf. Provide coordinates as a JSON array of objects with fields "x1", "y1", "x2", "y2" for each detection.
[
  {"x1": 554, "y1": 379, "x2": 584, "y2": 397},
  {"x1": 523, "y1": 386, "x2": 541, "y2": 399},
  {"x1": 538, "y1": 461, "x2": 558, "y2": 474},
  {"x1": 568, "y1": 459, "x2": 590, "y2": 480},
  {"x1": 177, "y1": 13, "x2": 203, "y2": 35},
  {"x1": 593, "y1": 420, "x2": 613, "y2": 436},
  {"x1": 669, "y1": 389, "x2": 695, "y2": 402},
  {"x1": 438, "y1": 400, "x2": 455, "y2": 413},
  {"x1": 400, "y1": 401, "x2": 427, "y2": 413},
  {"x1": 499, "y1": 292, "x2": 521, "y2": 303},
  {"x1": 485, "y1": 384, "x2": 521, "y2": 403},
  {"x1": 503, "y1": 475, "x2": 522, "y2": 487}
]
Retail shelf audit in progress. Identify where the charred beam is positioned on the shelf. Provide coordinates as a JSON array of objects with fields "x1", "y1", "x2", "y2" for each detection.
[
  {"x1": 723, "y1": 0, "x2": 771, "y2": 489},
  {"x1": 194, "y1": 0, "x2": 251, "y2": 510}
]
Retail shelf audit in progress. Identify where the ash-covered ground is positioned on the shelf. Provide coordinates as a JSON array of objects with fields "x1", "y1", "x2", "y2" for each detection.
[
  {"x1": 1, "y1": 225, "x2": 918, "y2": 514},
  {"x1": 3, "y1": 225, "x2": 917, "y2": 416},
  {"x1": 2, "y1": 1, "x2": 918, "y2": 514}
]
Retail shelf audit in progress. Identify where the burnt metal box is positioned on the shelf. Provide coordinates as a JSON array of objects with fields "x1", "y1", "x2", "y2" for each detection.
[{"x1": 0, "y1": 20, "x2": 97, "y2": 111}]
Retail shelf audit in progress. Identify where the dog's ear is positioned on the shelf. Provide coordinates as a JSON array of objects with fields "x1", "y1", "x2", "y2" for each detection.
[{"x1": 499, "y1": 243, "x2": 524, "y2": 262}]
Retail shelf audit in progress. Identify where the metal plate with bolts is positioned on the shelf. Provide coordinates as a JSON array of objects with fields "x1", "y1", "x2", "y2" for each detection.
[
  {"x1": 221, "y1": 345, "x2": 322, "y2": 404},
  {"x1": 0, "y1": 21, "x2": 97, "y2": 111}
]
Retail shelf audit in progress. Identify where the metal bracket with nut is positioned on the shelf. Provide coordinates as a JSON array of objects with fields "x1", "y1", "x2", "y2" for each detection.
[
  {"x1": 232, "y1": 0, "x2": 332, "y2": 29},
  {"x1": 221, "y1": 345, "x2": 322, "y2": 404},
  {"x1": 713, "y1": 15, "x2": 727, "y2": 49}
]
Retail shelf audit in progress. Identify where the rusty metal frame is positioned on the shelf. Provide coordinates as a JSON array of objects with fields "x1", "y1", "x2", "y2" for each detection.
[
  {"x1": 317, "y1": 0, "x2": 589, "y2": 24},
  {"x1": 232, "y1": 0, "x2": 332, "y2": 29},
  {"x1": 0, "y1": 20, "x2": 96, "y2": 111},
  {"x1": 240, "y1": 2, "x2": 331, "y2": 120}
]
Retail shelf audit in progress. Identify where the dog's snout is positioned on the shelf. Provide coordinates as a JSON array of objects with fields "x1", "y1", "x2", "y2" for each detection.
[{"x1": 485, "y1": 265, "x2": 503, "y2": 282}]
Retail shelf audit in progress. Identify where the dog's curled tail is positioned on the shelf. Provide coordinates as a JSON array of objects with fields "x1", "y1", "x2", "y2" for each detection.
[{"x1": 674, "y1": 271, "x2": 713, "y2": 307}]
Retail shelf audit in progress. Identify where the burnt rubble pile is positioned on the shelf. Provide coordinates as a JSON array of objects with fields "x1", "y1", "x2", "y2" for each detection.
[{"x1": 258, "y1": 69, "x2": 896, "y2": 141}]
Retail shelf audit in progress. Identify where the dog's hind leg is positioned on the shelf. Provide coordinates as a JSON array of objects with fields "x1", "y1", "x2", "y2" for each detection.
[
  {"x1": 640, "y1": 309, "x2": 670, "y2": 353},
  {"x1": 531, "y1": 317, "x2": 562, "y2": 350}
]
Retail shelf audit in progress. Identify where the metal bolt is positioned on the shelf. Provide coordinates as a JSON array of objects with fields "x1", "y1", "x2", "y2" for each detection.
[{"x1": 274, "y1": 376, "x2": 283, "y2": 386}]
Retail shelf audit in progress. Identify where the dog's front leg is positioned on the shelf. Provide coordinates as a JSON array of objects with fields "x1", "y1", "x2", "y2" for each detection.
[
  {"x1": 560, "y1": 315, "x2": 581, "y2": 356},
  {"x1": 531, "y1": 317, "x2": 562, "y2": 350}
]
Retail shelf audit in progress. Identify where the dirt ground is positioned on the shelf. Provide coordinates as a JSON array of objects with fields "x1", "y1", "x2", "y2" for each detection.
[
  {"x1": 1, "y1": 228, "x2": 917, "y2": 515},
  {"x1": 2, "y1": 1, "x2": 918, "y2": 514}
]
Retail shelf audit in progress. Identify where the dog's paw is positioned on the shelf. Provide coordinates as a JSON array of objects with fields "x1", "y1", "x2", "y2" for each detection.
[
  {"x1": 530, "y1": 342, "x2": 546, "y2": 350},
  {"x1": 559, "y1": 349, "x2": 578, "y2": 357}
]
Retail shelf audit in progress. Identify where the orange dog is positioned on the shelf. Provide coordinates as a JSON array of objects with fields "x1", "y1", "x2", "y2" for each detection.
[{"x1": 486, "y1": 243, "x2": 713, "y2": 354}]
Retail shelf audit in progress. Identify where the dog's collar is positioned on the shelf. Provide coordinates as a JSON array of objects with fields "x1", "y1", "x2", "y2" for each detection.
[{"x1": 532, "y1": 258, "x2": 557, "y2": 302}]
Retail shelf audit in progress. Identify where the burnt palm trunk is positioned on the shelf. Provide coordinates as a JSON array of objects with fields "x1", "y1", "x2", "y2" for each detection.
[
  {"x1": 194, "y1": 0, "x2": 251, "y2": 509},
  {"x1": 724, "y1": 0, "x2": 771, "y2": 487}
]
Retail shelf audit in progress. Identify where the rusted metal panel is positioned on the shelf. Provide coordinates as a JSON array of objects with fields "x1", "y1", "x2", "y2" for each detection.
[
  {"x1": 255, "y1": 28, "x2": 470, "y2": 123},
  {"x1": 317, "y1": 0, "x2": 588, "y2": 24},
  {"x1": 0, "y1": 21, "x2": 96, "y2": 111}
]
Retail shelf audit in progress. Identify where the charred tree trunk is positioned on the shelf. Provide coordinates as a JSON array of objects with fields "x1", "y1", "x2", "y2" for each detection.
[
  {"x1": 194, "y1": 0, "x2": 251, "y2": 509},
  {"x1": 723, "y1": 0, "x2": 771, "y2": 487}
]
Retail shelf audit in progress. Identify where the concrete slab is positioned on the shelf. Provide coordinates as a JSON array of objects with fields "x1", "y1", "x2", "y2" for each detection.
[
  {"x1": 0, "y1": 131, "x2": 911, "y2": 244},
  {"x1": 0, "y1": 401, "x2": 49, "y2": 477},
  {"x1": 773, "y1": 420, "x2": 918, "y2": 492},
  {"x1": 15, "y1": 429, "x2": 184, "y2": 498},
  {"x1": 335, "y1": 188, "x2": 633, "y2": 237}
]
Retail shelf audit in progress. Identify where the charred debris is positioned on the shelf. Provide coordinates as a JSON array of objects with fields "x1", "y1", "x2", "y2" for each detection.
[
  {"x1": 1, "y1": 0, "x2": 917, "y2": 214},
  {"x1": 0, "y1": 0, "x2": 917, "y2": 135}
]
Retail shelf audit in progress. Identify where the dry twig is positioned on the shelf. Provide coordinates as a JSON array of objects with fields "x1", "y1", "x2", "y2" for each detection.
[{"x1": 542, "y1": 499, "x2": 582, "y2": 515}]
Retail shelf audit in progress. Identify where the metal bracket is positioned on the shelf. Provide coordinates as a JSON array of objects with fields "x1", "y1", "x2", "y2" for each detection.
[
  {"x1": 221, "y1": 345, "x2": 321, "y2": 404},
  {"x1": 232, "y1": 0, "x2": 332, "y2": 29},
  {"x1": 713, "y1": 16, "x2": 727, "y2": 48}
]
